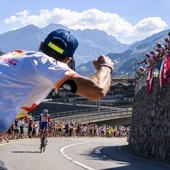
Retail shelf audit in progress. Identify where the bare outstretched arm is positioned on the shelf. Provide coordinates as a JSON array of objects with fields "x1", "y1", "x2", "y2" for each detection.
[{"x1": 70, "y1": 55, "x2": 114, "y2": 100}]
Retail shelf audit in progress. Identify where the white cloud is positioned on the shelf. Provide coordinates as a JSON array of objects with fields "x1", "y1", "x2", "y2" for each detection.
[
  {"x1": 5, "y1": 15, "x2": 17, "y2": 24},
  {"x1": 4, "y1": 8, "x2": 168, "y2": 44},
  {"x1": 124, "y1": 17, "x2": 168, "y2": 42}
]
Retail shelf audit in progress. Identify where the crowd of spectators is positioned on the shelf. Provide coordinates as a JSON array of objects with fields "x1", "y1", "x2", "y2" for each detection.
[
  {"x1": 135, "y1": 32, "x2": 170, "y2": 85},
  {"x1": 0, "y1": 117, "x2": 130, "y2": 143}
]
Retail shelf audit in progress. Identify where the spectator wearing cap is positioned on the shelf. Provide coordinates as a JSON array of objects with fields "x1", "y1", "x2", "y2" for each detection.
[
  {"x1": 149, "y1": 50, "x2": 161, "y2": 66},
  {"x1": 164, "y1": 44, "x2": 169, "y2": 53},
  {"x1": 156, "y1": 42, "x2": 164, "y2": 53},
  {"x1": 0, "y1": 28, "x2": 114, "y2": 141},
  {"x1": 136, "y1": 66, "x2": 147, "y2": 80},
  {"x1": 164, "y1": 33, "x2": 170, "y2": 51},
  {"x1": 150, "y1": 50, "x2": 158, "y2": 60},
  {"x1": 137, "y1": 52, "x2": 153, "y2": 69},
  {"x1": 156, "y1": 42, "x2": 168, "y2": 60}
]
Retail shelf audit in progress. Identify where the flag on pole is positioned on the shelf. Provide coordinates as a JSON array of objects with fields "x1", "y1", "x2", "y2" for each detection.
[
  {"x1": 159, "y1": 55, "x2": 170, "y2": 87},
  {"x1": 146, "y1": 68, "x2": 154, "y2": 94},
  {"x1": 153, "y1": 59, "x2": 163, "y2": 77}
]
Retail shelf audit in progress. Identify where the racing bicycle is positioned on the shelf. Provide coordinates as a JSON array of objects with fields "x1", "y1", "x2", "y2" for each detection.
[{"x1": 39, "y1": 130, "x2": 48, "y2": 153}]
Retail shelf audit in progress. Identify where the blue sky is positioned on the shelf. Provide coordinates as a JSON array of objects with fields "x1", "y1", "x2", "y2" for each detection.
[{"x1": 0, "y1": 0, "x2": 170, "y2": 44}]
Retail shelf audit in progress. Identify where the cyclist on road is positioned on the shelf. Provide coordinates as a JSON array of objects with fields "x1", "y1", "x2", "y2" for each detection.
[{"x1": 39, "y1": 109, "x2": 50, "y2": 139}]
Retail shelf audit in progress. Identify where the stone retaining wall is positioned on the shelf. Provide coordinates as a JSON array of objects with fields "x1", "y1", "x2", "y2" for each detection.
[{"x1": 129, "y1": 77, "x2": 170, "y2": 160}]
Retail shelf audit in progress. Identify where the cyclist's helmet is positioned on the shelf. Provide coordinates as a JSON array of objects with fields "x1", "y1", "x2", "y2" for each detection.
[{"x1": 43, "y1": 109, "x2": 49, "y2": 115}]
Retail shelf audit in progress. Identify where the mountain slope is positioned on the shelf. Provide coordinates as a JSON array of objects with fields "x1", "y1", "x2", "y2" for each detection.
[
  {"x1": 76, "y1": 29, "x2": 170, "y2": 76},
  {"x1": 0, "y1": 24, "x2": 169, "y2": 76},
  {"x1": 0, "y1": 24, "x2": 129, "y2": 65}
]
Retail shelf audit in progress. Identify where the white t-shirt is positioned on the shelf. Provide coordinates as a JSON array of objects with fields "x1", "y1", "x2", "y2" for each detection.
[{"x1": 0, "y1": 50, "x2": 77, "y2": 134}]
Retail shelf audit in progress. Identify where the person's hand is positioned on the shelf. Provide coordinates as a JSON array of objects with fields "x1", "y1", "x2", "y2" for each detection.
[{"x1": 93, "y1": 55, "x2": 114, "y2": 72}]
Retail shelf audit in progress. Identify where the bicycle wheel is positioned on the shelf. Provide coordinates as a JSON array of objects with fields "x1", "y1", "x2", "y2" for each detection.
[
  {"x1": 39, "y1": 145, "x2": 43, "y2": 153},
  {"x1": 40, "y1": 136, "x2": 45, "y2": 153},
  {"x1": 43, "y1": 137, "x2": 47, "y2": 152},
  {"x1": 43, "y1": 145, "x2": 46, "y2": 152}
]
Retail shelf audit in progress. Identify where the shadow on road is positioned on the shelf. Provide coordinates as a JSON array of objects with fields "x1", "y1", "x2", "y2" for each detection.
[{"x1": 80, "y1": 145, "x2": 170, "y2": 170}]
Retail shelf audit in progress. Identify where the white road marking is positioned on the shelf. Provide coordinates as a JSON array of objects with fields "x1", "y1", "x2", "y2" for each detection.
[
  {"x1": 73, "y1": 161, "x2": 95, "y2": 170},
  {"x1": 60, "y1": 142, "x2": 95, "y2": 170}
]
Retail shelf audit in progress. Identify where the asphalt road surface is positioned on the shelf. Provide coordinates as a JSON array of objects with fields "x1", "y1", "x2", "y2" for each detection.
[{"x1": 0, "y1": 137, "x2": 170, "y2": 170}]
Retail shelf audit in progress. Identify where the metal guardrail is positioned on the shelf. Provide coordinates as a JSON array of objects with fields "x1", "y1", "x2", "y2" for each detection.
[{"x1": 34, "y1": 107, "x2": 132, "y2": 124}]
